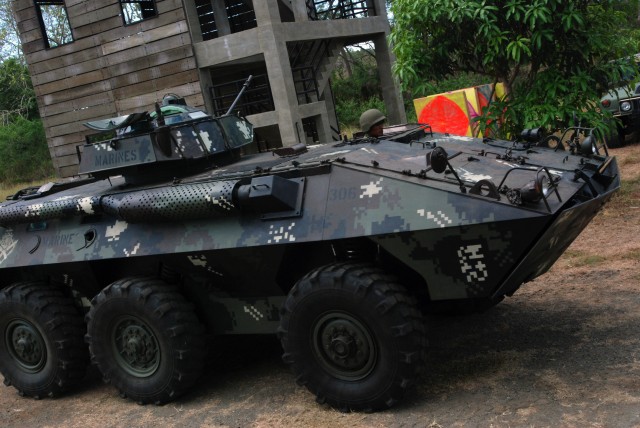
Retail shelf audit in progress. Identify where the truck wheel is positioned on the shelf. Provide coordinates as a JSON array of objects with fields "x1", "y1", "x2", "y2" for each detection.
[
  {"x1": 0, "y1": 282, "x2": 88, "y2": 398},
  {"x1": 278, "y1": 263, "x2": 427, "y2": 412},
  {"x1": 86, "y1": 277, "x2": 205, "y2": 404},
  {"x1": 604, "y1": 128, "x2": 623, "y2": 148},
  {"x1": 623, "y1": 128, "x2": 638, "y2": 145}
]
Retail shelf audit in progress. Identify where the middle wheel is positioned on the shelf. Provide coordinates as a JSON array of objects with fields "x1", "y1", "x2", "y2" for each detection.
[
  {"x1": 279, "y1": 263, "x2": 427, "y2": 412},
  {"x1": 86, "y1": 277, "x2": 206, "y2": 404}
]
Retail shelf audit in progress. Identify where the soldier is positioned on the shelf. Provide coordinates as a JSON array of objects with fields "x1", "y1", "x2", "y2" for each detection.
[{"x1": 359, "y1": 108, "x2": 386, "y2": 138}]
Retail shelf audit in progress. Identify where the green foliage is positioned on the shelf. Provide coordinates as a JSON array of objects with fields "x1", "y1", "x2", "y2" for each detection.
[
  {"x1": 335, "y1": 97, "x2": 386, "y2": 130},
  {"x1": 0, "y1": 58, "x2": 50, "y2": 184},
  {"x1": 332, "y1": 46, "x2": 386, "y2": 128},
  {"x1": 390, "y1": 0, "x2": 640, "y2": 136},
  {"x1": 0, "y1": 117, "x2": 54, "y2": 183},
  {"x1": 0, "y1": 1, "x2": 23, "y2": 60},
  {"x1": 0, "y1": 58, "x2": 38, "y2": 123}
]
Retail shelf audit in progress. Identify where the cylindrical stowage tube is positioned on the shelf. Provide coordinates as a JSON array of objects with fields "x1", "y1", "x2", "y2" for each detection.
[
  {"x1": 101, "y1": 181, "x2": 240, "y2": 222},
  {"x1": 0, "y1": 181, "x2": 241, "y2": 226}
]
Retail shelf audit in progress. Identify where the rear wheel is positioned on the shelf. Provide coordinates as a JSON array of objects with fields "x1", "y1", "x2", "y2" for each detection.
[
  {"x1": 0, "y1": 282, "x2": 88, "y2": 398},
  {"x1": 86, "y1": 277, "x2": 205, "y2": 404},
  {"x1": 278, "y1": 263, "x2": 427, "y2": 412}
]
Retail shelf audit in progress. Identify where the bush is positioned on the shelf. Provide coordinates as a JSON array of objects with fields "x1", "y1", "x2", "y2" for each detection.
[
  {"x1": 335, "y1": 97, "x2": 386, "y2": 130},
  {"x1": 0, "y1": 118, "x2": 54, "y2": 183}
]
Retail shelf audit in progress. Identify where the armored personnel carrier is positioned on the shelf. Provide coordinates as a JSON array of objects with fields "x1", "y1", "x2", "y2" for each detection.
[{"x1": 0, "y1": 95, "x2": 620, "y2": 412}]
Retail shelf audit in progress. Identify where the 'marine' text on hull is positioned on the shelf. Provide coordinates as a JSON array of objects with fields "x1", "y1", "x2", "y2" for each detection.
[{"x1": 95, "y1": 150, "x2": 138, "y2": 167}]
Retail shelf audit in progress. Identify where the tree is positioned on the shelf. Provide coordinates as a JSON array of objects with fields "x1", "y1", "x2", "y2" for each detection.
[
  {"x1": 0, "y1": 116, "x2": 54, "y2": 182},
  {"x1": 0, "y1": 58, "x2": 38, "y2": 124},
  {"x1": 0, "y1": 0, "x2": 23, "y2": 61},
  {"x1": 390, "y1": 0, "x2": 640, "y2": 137},
  {"x1": 0, "y1": 58, "x2": 52, "y2": 182},
  {"x1": 332, "y1": 44, "x2": 387, "y2": 128}
]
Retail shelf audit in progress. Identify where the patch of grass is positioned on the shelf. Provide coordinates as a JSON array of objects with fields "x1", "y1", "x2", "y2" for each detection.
[
  {"x1": 0, "y1": 179, "x2": 54, "y2": 201},
  {"x1": 563, "y1": 250, "x2": 606, "y2": 267},
  {"x1": 608, "y1": 176, "x2": 640, "y2": 210},
  {"x1": 621, "y1": 248, "x2": 640, "y2": 261},
  {"x1": 619, "y1": 153, "x2": 640, "y2": 168}
]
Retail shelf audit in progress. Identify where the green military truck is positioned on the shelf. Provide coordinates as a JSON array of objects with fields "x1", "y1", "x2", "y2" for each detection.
[{"x1": 601, "y1": 55, "x2": 640, "y2": 147}]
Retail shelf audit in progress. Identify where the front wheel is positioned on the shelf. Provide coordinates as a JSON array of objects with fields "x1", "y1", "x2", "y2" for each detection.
[
  {"x1": 604, "y1": 129, "x2": 623, "y2": 148},
  {"x1": 278, "y1": 263, "x2": 427, "y2": 412},
  {"x1": 86, "y1": 277, "x2": 206, "y2": 404},
  {"x1": 0, "y1": 283, "x2": 88, "y2": 398}
]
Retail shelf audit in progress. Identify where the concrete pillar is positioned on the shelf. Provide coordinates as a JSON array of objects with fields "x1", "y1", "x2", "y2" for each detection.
[
  {"x1": 182, "y1": 1, "x2": 203, "y2": 42},
  {"x1": 374, "y1": 34, "x2": 406, "y2": 124},
  {"x1": 291, "y1": 0, "x2": 309, "y2": 22},
  {"x1": 370, "y1": 0, "x2": 386, "y2": 17},
  {"x1": 253, "y1": 0, "x2": 281, "y2": 26},
  {"x1": 210, "y1": 0, "x2": 231, "y2": 36},
  {"x1": 313, "y1": 112, "x2": 330, "y2": 143},
  {"x1": 199, "y1": 69, "x2": 215, "y2": 114},
  {"x1": 252, "y1": 0, "x2": 302, "y2": 146},
  {"x1": 323, "y1": 83, "x2": 340, "y2": 136}
]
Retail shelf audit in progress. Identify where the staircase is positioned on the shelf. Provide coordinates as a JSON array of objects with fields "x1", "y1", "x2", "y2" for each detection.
[{"x1": 288, "y1": 39, "x2": 343, "y2": 105}]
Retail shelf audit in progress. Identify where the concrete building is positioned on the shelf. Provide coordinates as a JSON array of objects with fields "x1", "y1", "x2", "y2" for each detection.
[{"x1": 13, "y1": 0, "x2": 405, "y2": 177}]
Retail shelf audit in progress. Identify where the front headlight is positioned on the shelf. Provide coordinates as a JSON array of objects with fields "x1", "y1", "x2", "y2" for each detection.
[
  {"x1": 621, "y1": 101, "x2": 632, "y2": 112},
  {"x1": 520, "y1": 175, "x2": 551, "y2": 204}
]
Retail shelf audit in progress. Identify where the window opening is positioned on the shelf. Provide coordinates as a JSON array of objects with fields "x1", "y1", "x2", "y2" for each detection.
[
  {"x1": 34, "y1": 1, "x2": 74, "y2": 49},
  {"x1": 225, "y1": 0, "x2": 257, "y2": 33},
  {"x1": 306, "y1": 0, "x2": 374, "y2": 20},
  {"x1": 120, "y1": 0, "x2": 158, "y2": 25}
]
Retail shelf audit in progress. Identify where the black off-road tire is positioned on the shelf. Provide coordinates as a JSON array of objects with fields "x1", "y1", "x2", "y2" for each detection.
[
  {"x1": 0, "y1": 282, "x2": 88, "y2": 398},
  {"x1": 604, "y1": 127, "x2": 624, "y2": 148},
  {"x1": 278, "y1": 263, "x2": 427, "y2": 412},
  {"x1": 623, "y1": 128, "x2": 638, "y2": 145},
  {"x1": 85, "y1": 277, "x2": 206, "y2": 404}
]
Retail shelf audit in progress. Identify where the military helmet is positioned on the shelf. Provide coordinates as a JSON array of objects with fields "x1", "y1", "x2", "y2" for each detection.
[
  {"x1": 359, "y1": 109, "x2": 386, "y2": 133},
  {"x1": 162, "y1": 93, "x2": 187, "y2": 106}
]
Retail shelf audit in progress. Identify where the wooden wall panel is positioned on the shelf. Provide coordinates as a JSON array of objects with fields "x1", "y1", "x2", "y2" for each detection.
[
  {"x1": 25, "y1": 35, "x2": 100, "y2": 63},
  {"x1": 14, "y1": 0, "x2": 202, "y2": 178},
  {"x1": 41, "y1": 81, "x2": 112, "y2": 106},
  {"x1": 73, "y1": 16, "x2": 122, "y2": 40},
  {"x1": 100, "y1": 22, "x2": 189, "y2": 55},
  {"x1": 115, "y1": 81, "x2": 201, "y2": 113},
  {"x1": 36, "y1": 69, "x2": 107, "y2": 97},
  {"x1": 71, "y1": 5, "x2": 122, "y2": 30},
  {"x1": 42, "y1": 91, "x2": 114, "y2": 117},
  {"x1": 157, "y1": 0, "x2": 184, "y2": 14},
  {"x1": 12, "y1": 0, "x2": 33, "y2": 12},
  {"x1": 44, "y1": 103, "x2": 118, "y2": 128}
]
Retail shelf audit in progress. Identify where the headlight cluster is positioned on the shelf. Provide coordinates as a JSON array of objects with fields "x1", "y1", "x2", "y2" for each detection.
[{"x1": 620, "y1": 101, "x2": 633, "y2": 112}]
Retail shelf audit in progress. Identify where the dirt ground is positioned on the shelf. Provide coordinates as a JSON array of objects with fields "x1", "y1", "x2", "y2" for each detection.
[{"x1": 0, "y1": 146, "x2": 638, "y2": 428}]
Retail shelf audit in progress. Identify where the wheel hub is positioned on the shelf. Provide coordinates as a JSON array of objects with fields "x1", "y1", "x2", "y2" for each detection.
[
  {"x1": 112, "y1": 317, "x2": 160, "y2": 377},
  {"x1": 313, "y1": 312, "x2": 376, "y2": 380},
  {"x1": 5, "y1": 320, "x2": 47, "y2": 373}
]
